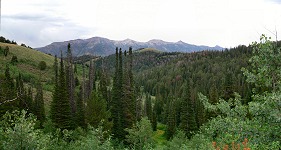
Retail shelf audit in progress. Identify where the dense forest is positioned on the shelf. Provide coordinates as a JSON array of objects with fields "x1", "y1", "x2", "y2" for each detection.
[{"x1": 0, "y1": 35, "x2": 280, "y2": 149}]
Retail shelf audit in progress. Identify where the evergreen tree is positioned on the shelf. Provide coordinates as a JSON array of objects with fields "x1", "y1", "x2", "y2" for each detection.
[
  {"x1": 145, "y1": 93, "x2": 152, "y2": 121},
  {"x1": 85, "y1": 91, "x2": 110, "y2": 129},
  {"x1": 151, "y1": 107, "x2": 157, "y2": 131},
  {"x1": 26, "y1": 87, "x2": 33, "y2": 114},
  {"x1": 50, "y1": 52, "x2": 73, "y2": 130},
  {"x1": 0, "y1": 65, "x2": 16, "y2": 116},
  {"x1": 111, "y1": 47, "x2": 136, "y2": 141},
  {"x1": 76, "y1": 86, "x2": 86, "y2": 128},
  {"x1": 111, "y1": 47, "x2": 122, "y2": 140},
  {"x1": 66, "y1": 43, "x2": 76, "y2": 120},
  {"x1": 99, "y1": 68, "x2": 109, "y2": 108},
  {"x1": 34, "y1": 82, "x2": 45, "y2": 127},
  {"x1": 186, "y1": 83, "x2": 198, "y2": 138},
  {"x1": 16, "y1": 73, "x2": 26, "y2": 111},
  {"x1": 88, "y1": 60, "x2": 94, "y2": 98},
  {"x1": 53, "y1": 55, "x2": 59, "y2": 84},
  {"x1": 179, "y1": 81, "x2": 189, "y2": 134},
  {"x1": 166, "y1": 99, "x2": 176, "y2": 140}
]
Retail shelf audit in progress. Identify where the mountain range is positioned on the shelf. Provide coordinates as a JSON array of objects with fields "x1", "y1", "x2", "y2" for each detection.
[{"x1": 36, "y1": 37, "x2": 223, "y2": 56}]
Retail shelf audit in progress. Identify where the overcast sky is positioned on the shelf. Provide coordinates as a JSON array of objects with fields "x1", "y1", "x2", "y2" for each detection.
[{"x1": 1, "y1": 0, "x2": 281, "y2": 48}]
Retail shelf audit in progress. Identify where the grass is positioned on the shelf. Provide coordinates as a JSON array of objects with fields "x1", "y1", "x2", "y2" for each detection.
[
  {"x1": 0, "y1": 42, "x2": 55, "y2": 107},
  {"x1": 0, "y1": 43, "x2": 54, "y2": 81},
  {"x1": 153, "y1": 123, "x2": 167, "y2": 146}
]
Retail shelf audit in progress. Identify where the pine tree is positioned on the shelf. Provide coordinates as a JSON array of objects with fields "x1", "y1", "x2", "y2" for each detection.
[
  {"x1": 111, "y1": 47, "x2": 122, "y2": 140},
  {"x1": 51, "y1": 52, "x2": 73, "y2": 130},
  {"x1": 179, "y1": 81, "x2": 189, "y2": 134},
  {"x1": 66, "y1": 43, "x2": 76, "y2": 119},
  {"x1": 0, "y1": 65, "x2": 16, "y2": 116},
  {"x1": 34, "y1": 82, "x2": 45, "y2": 127},
  {"x1": 53, "y1": 55, "x2": 59, "y2": 84},
  {"x1": 151, "y1": 107, "x2": 157, "y2": 131},
  {"x1": 16, "y1": 73, "x2": 26, "y2": 111},
  {"x1": 51, "y1": 56, "x2": 59, "y2": 125},
  {"x1": 145, "y1": 93, "x2": 152, "y2": 121},
  {"x1": 166, "y1": 99, "x2": 176, "y2": 140},
  {"x1": 128, "y1": 47, "x2": 135, "y2": 122},
  {"x1": 88, "y1": 60, "x2": 94, "y2": 98},
  {"x1": 76, "y1": 85, "x2": 86, "y2": 128},
  {"x1": 111, "y1": 47, "x2": 136, "y2": 141},
  {"x1": 26, "y1": 87, "x2": 33, "y2": 114},
  {"x1": 186, "y1": 81, "x2": 198, "y2": 138},
  {"x1": 85, "y1": 91, "x2": 110, "y2": 128},
  {"x1": 122, "y1": 47, "x2": 135, "y2": 130}
]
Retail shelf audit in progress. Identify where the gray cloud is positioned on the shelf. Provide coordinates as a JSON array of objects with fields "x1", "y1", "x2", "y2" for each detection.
[{"x1": 1, "y1": 14, "x2": 94, "y2": 48}]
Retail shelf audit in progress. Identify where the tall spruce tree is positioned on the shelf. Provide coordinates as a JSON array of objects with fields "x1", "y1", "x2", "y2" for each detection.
[
  {"x1": 122, "y1": 47, "x2": 135, "y2": 131},
  {"x1": 179, "y1": 81, "x2": 189, "y2": 135},
  {"x1": 76, "y1": 85, "x2": 86, "y2": 128},
  {"x1": 111, "y1": 47, "x2": 122, "y2": 140},
  {"x1": 0, "y1": 65, "x2": 17, "y2": 116},
  {"x1": 51, "y1": 52, "x2": 73, "y2": 130},
  {"x1": 34, "y1": 82, "x2": 45, "y2": 127},
  {"x1": 145, "y1": 93, "x2": 152, "y2": 121},
  {"x1": 166, "y1": 99, "x2": 176, "y2": 140},
  {"x1": 111, "y1": 47, "x2": 136, "y2": 141},
  {"x1": 186, "y1": 80, "x2": 198, "y2": 138},
  {"x1": 66, "y1": 43, "x2": 76, "y2": 119}
]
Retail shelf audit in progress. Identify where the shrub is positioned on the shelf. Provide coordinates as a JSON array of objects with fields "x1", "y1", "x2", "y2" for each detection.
[
  {"x1": 3, "y1": 46, "x2": 9, "y2": 57},
  {"x1": 11, "y1": 55, "x2": 18, "y2": 65},
  {"x1": 0, "y1": 110, "x2": 50, "y2": 150},
  {"x1": 125, "y1": 117, "x2": 155, "y2": 149},
  {"x1": 38, "y1": 61, "x2": 47, "y2": 70}
]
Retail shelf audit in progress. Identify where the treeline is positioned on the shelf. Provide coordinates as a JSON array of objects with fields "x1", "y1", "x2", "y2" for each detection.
[{"x1": 0, "y1": 36, "x2": 32, "y2": 49}]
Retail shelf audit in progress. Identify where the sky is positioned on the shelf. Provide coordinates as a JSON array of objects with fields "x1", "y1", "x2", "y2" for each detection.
[{"x1": 1, "y1": 0, "x2": 281, "y2": 48}]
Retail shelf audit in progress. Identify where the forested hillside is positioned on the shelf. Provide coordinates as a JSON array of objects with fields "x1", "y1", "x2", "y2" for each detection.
[{"x1": 0, "y1": 36, "x2": 280, "y2": 149}]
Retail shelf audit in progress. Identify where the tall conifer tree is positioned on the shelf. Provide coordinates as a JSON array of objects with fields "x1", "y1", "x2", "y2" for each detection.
[
  {"x1": 34, "y1": 82, "x2": 45, "y2": 127},
  {"x1": 111, "y1": 47, "x2": 122, "y2": 140},
  {"x1": 51, "y1": 52, "x2": 73, "y2": 130},
  {"x1": 66, "y1": 43, "x2": 76, "y2": 118}
]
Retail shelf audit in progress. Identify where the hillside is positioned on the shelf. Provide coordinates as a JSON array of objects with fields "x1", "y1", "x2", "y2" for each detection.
[
  {"x1": 35, "y1": 37, "x2": 223, "y2": 57},
  {"x1": 0, "y1": 43, "x2": 56, "y2": 110},
  {"x1": 0, "y1": 43, "x2": 55, "y2": 82}
]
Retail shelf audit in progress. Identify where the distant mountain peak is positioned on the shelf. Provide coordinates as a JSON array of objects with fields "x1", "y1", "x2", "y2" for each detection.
[
  {"x1": 36, "y1": 37, "x2": 223, "y2": 56},
  {"x1": 176, "y1": 40, "x2": 186, "y2": 44}
]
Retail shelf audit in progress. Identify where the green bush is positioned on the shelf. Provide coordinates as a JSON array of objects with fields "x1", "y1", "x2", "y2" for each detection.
[
  {"x1": 38, "y1": 61, "x2": 47, "y2": 70},
  {"x1": 11, "y1": 55, "x2": 18, "y2": 65},
  {"x1": 125, "y1": 117, "x2": 155, "y2": 149},
  {"x1": 0, "y1": 110, "x2": 50, "y2": 150}
]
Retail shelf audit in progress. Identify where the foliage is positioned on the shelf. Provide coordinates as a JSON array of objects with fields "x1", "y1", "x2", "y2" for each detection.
[
  {"x1": 125, "y1": 117, "x2": 155, "y2": 149},
  {"x1": 85, "y1": 91, "x2": 111, "y2": 130},
  {"x1": 34, "y1": 82, "x2": 46, "y2": 127},
  {"x1": 242, "y1": 34, "x2": 281, "y2": 92},
  {"x1": 11, "y1": 55, "x2": 18, "y2": 65},
  {"x1": 4, "y1": 46, "x2": 9, "y2": 57},
  {"x1": 38, "y1": 61, "x2": 47, "y2": 70},
  {"x1": 50, "y1": 54, "x2": 73, "y2": 130},
  {"x1": 0, "y1": 110, "x2": 50, "y2": 150}
]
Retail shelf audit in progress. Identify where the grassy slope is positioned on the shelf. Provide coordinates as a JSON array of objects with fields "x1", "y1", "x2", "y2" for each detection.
[
  {"x1": 0, "y1": 42, "x2": 54, "y2": 81},
  {"x1": 0, "y1": 42, "x2": 55, "y2": 112}
]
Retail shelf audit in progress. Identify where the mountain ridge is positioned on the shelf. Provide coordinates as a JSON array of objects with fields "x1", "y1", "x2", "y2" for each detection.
[{"x1": 36, "y1": 37, "x2": 223, "y2": 56}]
